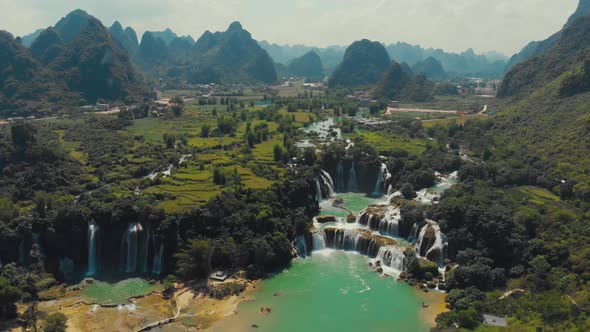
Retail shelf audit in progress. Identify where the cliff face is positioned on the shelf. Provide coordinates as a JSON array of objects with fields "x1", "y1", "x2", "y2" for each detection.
[{"x1": 188, "y1": 22, "x2": 278, "y2": 84}]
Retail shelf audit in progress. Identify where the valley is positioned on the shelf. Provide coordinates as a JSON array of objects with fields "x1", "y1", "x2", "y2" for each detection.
[{"x1": 2, "y1": 2, "x2": 590, "y2": 332}]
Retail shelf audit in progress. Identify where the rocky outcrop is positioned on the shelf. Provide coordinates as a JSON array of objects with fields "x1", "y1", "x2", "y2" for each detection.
[
  {"x1": 315, "y1": 216, "x2": 337, "y2": 224},
  {"x1": 418, "y1": 225, "x2": 436, "y2": 256}
]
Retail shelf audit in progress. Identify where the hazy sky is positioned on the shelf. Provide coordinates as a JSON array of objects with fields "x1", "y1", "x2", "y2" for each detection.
[{"x1": 0, "y1": 0, "x2": 579, "y2": 55}]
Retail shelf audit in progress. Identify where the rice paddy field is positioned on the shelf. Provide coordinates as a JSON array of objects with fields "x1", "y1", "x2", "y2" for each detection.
[{"x1": 124, "y1": 99, "x2": 299, "y2": 214}]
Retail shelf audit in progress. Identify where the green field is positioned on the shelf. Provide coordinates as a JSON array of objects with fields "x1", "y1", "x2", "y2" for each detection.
[
  {"x1": 355, "y1": 131, "x2": 429, "y2": 155},
  {"x1": 125, "y1": 101, "x2": 286, "y2": 213}
]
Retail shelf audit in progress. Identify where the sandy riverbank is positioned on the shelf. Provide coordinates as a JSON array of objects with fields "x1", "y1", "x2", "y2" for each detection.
[
  {"x1": 418, "y1": 289, "x2": 448, "y2": 327},
  {"x1": 5, "y1": 278, "x2": 260, "y2": 332}
]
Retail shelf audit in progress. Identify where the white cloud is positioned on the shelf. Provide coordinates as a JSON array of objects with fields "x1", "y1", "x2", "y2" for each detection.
[{"x1": 0, "y1": 0, "x2": 579, "y2": 54}]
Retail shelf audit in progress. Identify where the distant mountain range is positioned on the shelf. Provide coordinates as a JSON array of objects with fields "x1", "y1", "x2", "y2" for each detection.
[
  {"x1": 131, "y1": 21, "x2": 278, "y2": 84},
  {"x1": 1, "y1": 10, "x2": 146, "y2": 117},
  {"x1": 6, "y1": 7, "x2": 547, "y2": 117},
  {"x1": 259, "y1": 41, "x2": 507, "y2": 78}
]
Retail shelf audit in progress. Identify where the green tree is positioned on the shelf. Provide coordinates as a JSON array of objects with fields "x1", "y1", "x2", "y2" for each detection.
[
  {"x1": 213, "y1": 167, "x2": 226, "y2": 185},
  {"x1": 0, "y1": 277, "x2": 21, "y2": 319},
  {"x1": 163, "y1": 133, "x2": 176, "y2": 148},
  {"x1": 302, "y1": 147, "x2": 317, "y2": 166},
  {"x1": 529, "y1": 255, "x2": 551, "y2": 290},
  {"x1": 200, "y1": 124, "x2": 211, "y2": 138},
  {"x1": 400, "y1": 183, "x2": 416, "y2": 199},
  {"x1": 11, "y1": 121, "x2": 36, "y2": 155},
  {"x1": 175, "y1": 239, "x2": 214, "y2": 280},
  {"x1": 273, "y1": 144, "x2": 285, "y2": 163},
  {"x1": 44, "y1": 312, "x2": 67, "y2": 332}
]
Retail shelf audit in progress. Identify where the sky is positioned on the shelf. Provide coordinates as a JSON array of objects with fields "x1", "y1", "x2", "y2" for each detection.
[{"x1": 0, "y1": 0, "x2": 579, "y2": 55}]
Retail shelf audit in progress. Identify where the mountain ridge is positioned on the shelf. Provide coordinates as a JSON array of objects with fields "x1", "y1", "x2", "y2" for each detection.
[{"x1": 328, "y1": 39, "x2": 391, "y2": 88}]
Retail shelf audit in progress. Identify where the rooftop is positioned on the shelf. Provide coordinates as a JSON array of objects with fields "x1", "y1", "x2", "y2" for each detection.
[
  {"x1": 209, "y1": 271, "x2": 229, "y2": 281},
  {"x1": 483, "y1": 314, "x2": 507, "y2": 327}
]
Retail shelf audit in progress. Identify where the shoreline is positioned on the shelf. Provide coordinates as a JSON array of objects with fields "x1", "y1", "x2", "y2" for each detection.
[
  {"x1": 417, "y1": 289, "x2": 448, "y2": 327},
  {"x1": 6, "y1": 277, "x2": 261, "y2": 332}
]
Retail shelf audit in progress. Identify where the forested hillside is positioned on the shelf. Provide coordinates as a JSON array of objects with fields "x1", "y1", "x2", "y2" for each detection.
[
  {"x1": 495, "y1": 16, "x2": 590, "y2": 195},
  {"x1": 0, "y1": 10, "x2": 147, "y2": 117}
]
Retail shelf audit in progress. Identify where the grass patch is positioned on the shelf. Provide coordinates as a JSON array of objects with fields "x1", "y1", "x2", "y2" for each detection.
[
  {"x1": 355, "y1": 131, "x2": 428, "y2": 155},
  {"x1": 279, "y1": 109, "x2": 317, "y2": 124},
  {"x1": 422, "y1": 115, "x2": 486, "y2": 128},
  {"x1": 253, "y1": 136, "x2": 283, "y2": 163}
]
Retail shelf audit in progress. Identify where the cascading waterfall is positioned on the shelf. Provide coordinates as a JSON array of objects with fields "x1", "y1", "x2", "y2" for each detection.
[
  {"x1": 348, "y1": 161, "x2": 359, "y2": 192},
  {"x1": 416, "y1": 221, "x2": 448, "y2": 266},
  {"x1": 378, "y1": 207, "x2": 400, "y2": 237},
  {"x1": 87, "y1": 221, "x2": 99, "y2": 276},
  {"x1": 356, "y1": 206, "x2": 400, "y2": 237},
  {"x1": 122, "y1": 223, "x2": 143, "y2": 273},
  {"x1": 375, "y1": 246, "x2": 406, "y2": 271},
  {"x1": 312, "y1": 232, "x2": 327, "y2": 250},
  {"x1": 315, "y1": 179, "x2": 322, "y2": 203},
  {"x1": 295, "y1": 235, "x2": 308, "y2": 257},
  {"x1": 316, "y1": 171, "x2": 336, "y2": 201},
  {"x1": 152, "y1": 243, "x2": 164, "y2": 275},
  {"x1": 331, "y1": 229, "x2": 379, "y2": 257},
  {"x1": 320, "y1": 170, "x2": 335, "y2": 198},
  {"x1": 142, "y1": 226, "x2": 152, "y2": 273},
  {"x1": 372, "y1": 163, "x2": 391, "y2": 196},
  {"x1": 336, "y1": 161, "x2": 345, "y2": 192},
  {"x1": 415, "y1": 171, "x2": 460, "y2": 205},
  {"x1": 408, "y1": 222, "x2": 422, "y2": 243}
]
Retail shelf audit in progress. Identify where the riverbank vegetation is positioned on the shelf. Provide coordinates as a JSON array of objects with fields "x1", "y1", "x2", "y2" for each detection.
[{"x1": 423, "y1": 116, "x2": 590, "y2": 330}]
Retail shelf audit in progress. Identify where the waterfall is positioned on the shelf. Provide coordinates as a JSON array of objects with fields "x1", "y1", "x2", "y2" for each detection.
[
  {"x1": 348, "y1": 161, "x2": 359, "y2": 192},
  {"x1": 387, "y1": 184, "x2": 394, "y2": 196},
  {"x1": 415, "y1": 171, "x2": 460, "y2": 205},
  {"x1": 312, "y1": 232, "x2": 326, "y2": 251},
  {"x1": 295, "y1": 235, "x2": 308, "y2": 257},
  {"x1": 152, "y1": 244, "x2": 164, "y2": 275},
  {"x1": 18, "y1": 240, "x2": 26, "y2": 265},
  {"x1": 375, "y1": 246, "x2": 406, "y2": 272},
  {"x1": 315, "y1": 179, "x2": 322, "y2": 203},
  {"x1": 331, "y1": 229, "x2": 379, "y2": 257},
  {"x1": 416, "y1": 221, "x2": 447, "y2": 266},
  {"x1": 336, "y1": 161, "x2": 345, "y2": 192},
  {"x1": 142, "y1": 227, "x2": 152, "y2": 273},
  {"x1": 87, "y1": 221, "x2": 99, "y2": 276},
  {"x1": 356, "y1": 206, "x2": 400, "y2": 237},
  {"x1": 408, "y1": 222, "x2": 422, "y2": 243},
  {"x1": 316, "y1": 171, "x2": 335, "y2": 201},
  {"x1": 378, "y1": 206, "x2": 400, "y2": 237},
  {"x1": 372, "y1": 163, "x2": 391, "y2": 196},
  {"x1": 122, "y1": 223, "x2": 143, "y2": 273},
  {"x1": 320, "y1": 170, "x2": 335, "y2": 198}
]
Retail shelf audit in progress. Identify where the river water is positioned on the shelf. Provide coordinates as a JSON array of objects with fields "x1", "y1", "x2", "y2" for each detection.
[{"x1": 210, "y1": 251, "x2": 429, "y2": 332}]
